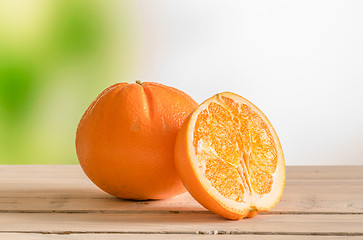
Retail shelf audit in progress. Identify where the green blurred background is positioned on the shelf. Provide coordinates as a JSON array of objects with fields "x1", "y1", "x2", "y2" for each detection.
[
  {"x1": 3, "y1": 1, "x2": 362, "y2": 166},
  {"x1": 0, "y1": 0, "x2": 136, "y2": 164}
]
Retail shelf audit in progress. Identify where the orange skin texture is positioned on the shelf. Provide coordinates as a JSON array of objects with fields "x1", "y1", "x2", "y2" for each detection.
[
  {"x1": 175, "y1": 115, "x2": 253, "y2": 220},
  {"x1": 76, "y1": 82, "x2": 198, "y2": 200}
]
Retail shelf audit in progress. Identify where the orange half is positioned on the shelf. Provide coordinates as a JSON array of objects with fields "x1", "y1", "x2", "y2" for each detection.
[{"x1": 175, "y1": 92, "x2": 285, "y2": 220}]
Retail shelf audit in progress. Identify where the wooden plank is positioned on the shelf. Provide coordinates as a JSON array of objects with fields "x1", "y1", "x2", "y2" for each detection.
[
  {"x1": 1, "y1": 165, "x2": 363, "y2": 200},
  {"x1": 1, "y1": 165, "x2": 363, "y2": 181},
  {"x1": 0, "y1": 165, "x2": 84, "y2": 180},
  {"x1": 0, "y1": 233, "x2": 362, "y2": 240},
  {"x1": 0, "y1": 165, "x2": 362, "y2": 238},
  {"x1": 0, "y1": 213, "x2": 362, "y2": 236},
  {"x1": 2, "y1": 178, "x2": 362, "y2": 197},
  {"x1": 286, "y1": 166, "x2": 363, "y2": 180},
  {"x1": 1, "y1": 165, "x2": 362, "y2": 214},
  {"x1": 1, "y1": 179, "x2": 362, "y2": 214},
  {"x1": 0, "y1": 190, "x2": 363, "y2": 214}
]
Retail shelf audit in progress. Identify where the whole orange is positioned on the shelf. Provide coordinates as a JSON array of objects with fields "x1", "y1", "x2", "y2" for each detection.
[{"x1": 76, "y1": 81, "x2": 198, "y2": 200}]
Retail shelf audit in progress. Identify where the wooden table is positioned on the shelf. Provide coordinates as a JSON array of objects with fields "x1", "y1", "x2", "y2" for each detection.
[{"x1": 0, "y1": 165, "x2": 362, "y2": 239}]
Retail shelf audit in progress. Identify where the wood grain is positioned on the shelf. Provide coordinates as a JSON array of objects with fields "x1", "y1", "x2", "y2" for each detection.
[
  {"x1": 0, "y1": 233, "x2": 362, "y2": 240},
  {"x1": 1, "y1": 213, "x2": 363, "y2": 236},
  {"x1": 2, "y1": 233, "x2": 363, "y2": 240},
  {"x1": 286, "y1": 166, "x2": 363, "y2": 180},
  {"x1": 1, "y1": 165, "x2": 363, "y2": 180},
  {"x1": 0, "y1": 166, "x2": 362, "y2": 214},
  {"x1": 0, "y1": 165, "x2": 362, "y2": 239},
  {"x1": 0, "y1": 187, "x2": 363, "y2": 214}
]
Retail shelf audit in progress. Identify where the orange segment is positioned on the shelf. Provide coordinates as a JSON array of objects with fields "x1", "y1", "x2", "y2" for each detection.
[
  {"x1": 248, "y1": 163, "x2": 273, "y2": 195},
  {"x1": 208, "y1": 102, "x2": 241, "y2": 166},
  {"x1": 250, "y1": 112, "x2": 277, "y2": 173},
  {"x1": 175, "y1": 92, "x2": 285, "y2": 220},
  {"x1": 205, "y1": 156, "x2": 245, "y2": 202},
  {"x1": 193, "y1": 109, "x2": 209, "y2": 154}
]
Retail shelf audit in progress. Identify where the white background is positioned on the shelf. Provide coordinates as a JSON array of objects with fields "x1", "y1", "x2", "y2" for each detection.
[{"x1": 129, "y1": 0, "x2": 363, "y2": 165}]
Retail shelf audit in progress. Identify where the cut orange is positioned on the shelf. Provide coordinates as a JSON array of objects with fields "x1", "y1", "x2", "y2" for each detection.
[{"x1": 175, "y1": 92, "x2": 285, "y2": 220}]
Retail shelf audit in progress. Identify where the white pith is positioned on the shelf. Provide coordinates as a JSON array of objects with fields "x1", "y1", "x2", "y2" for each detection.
[{"x1": 187, "y1": 92, "x2": 285, "y2": 213}]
